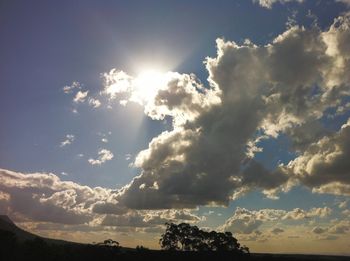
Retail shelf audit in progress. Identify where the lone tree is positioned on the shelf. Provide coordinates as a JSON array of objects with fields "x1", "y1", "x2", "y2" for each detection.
[{"x1": 159, "y1": 222, "x2": 249, "y2": 254}]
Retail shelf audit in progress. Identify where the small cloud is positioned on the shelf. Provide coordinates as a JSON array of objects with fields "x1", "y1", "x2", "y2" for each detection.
[
  {"x1": 288, "y1": 235, "x2": 300, "y2": 239},
  {"x1": 204, "y1": 210, "x2": 215, "y2": 216},
  {"x1": 342, "y1": 209, "x2": 350, "y2": 216},
  {"x1": 72, "y1": 108, "x2": 78, "y2": 114},
  {"x1": 60, "y1": 134, "x2": 75, "y2": 147},
  {"x1": 97, "y1": 132, "x2": 110, "y2": 143},
  {"x1": 77, "y1": 153, "x2": 84, "y2": 158},
  {"x1": 74, "y1": 91, "x2": 89, "y2": 103},
  {"x1": 312, "y1": 227, "x2": 326, "y2": 234},
  {"x1": 63, "y1": 81, "x2": 81, "y2": 94},
  {"x1": 336, "y1": 0, "x2": 350, "y2": 7},
  {"x1": 88, "y1": 97, "x2": 101, "y2": 108},
  {"x1": 271, "y1": 227, "x2": 284, "y2": 235},
  {"x1": 125, "y1": 154, "x2": 132, "y2": 161},
  {"x1": 319, "y1": 235, "x2": 338, "y2": 241},
  {"x1": 338, "y1": 200, "x2": 347, "y2": 209},
  {"x1": 60, "y1": 172, "x2": 68, "y2": 176},
  {"x1": 88, "y1": 149, "x2": 114, "y2": 165},
  {"x1": 253, "y1": 0, "x2": 303, "y2": 9}
]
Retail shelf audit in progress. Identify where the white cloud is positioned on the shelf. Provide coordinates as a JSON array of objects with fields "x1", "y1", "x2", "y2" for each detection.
[
  {"x1": 220, "y1": 207, "x2": 332, "y2": 235},
  {"x1": 253, "y1": 0, "x2": 303, "y2": 9},
  {"x1": 103, "y1": 70, "x2": 220, "y2": 126},
  {"x1": 88, "y1": 97, "x2": 101, "y2": 108},
  {"x1": 286, "y1": 119, "x2": 350, "y2": 195},
  {"x1": 0, "y1": 168, "x2": 109, "y2": 224},
  {"x1": 73, "y1": 91, "x2": 89, "y2": 103},
  {"x1": 100, "y1": 209, "x2": 204, "y2": 228},
  {"x1": 97, "y1": 132, "x2": 110, "y2": 144},
  {"x1": 282, "y1": 207, "x2": 332, "y2": 220},
  {"x1": 328, "y1": 220, "x2": 350, "y2": 234},
  {"x1": 60, "y1": 134, "x2": 75, "y2": 147},
  {"x1": 338, "y1": 200, "x2": 347, "y2": 209},
  {"x1": 88, "y1": 149, "x2": 114, "y2": 165},
  {"x1": 63, "y1": 81, "x2": 82, "y2": 94},
  {"x1": 0, "y1": 168, "x2": 205, "y2": 230}
]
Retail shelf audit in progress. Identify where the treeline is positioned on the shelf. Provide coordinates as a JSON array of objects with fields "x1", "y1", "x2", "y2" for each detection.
[
  {"x1": 160, "y1": 222, "x2": 249, "y2": 253},
  {"x1": 0, "y1": 223, "x2": 251, "y2": 261}
]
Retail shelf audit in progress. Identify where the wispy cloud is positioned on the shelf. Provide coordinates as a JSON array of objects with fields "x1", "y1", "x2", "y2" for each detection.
[
  {"x1": 88, "y1": 149, "x2": 114, "y2": 165},
  {"x1": 253, "y1": 0, "x2": 303, "y2": 9},
  {"x1": 59, "y1": 134, "x2": 75, "y2": 147},
  {"x1": 62, "y1": 81, "x2": 82, "y2": 94}
]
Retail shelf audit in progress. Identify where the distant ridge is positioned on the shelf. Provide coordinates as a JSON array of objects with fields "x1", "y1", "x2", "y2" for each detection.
[
  {"x1": 0, "y1": 215, "x2": 39, "y2": 241},
  {"x1": 0, "y1": 215, "x2": 14, "y2": 224},
  {"x1": 0, "y1": 215, "x2": 75, "y2": 244}
]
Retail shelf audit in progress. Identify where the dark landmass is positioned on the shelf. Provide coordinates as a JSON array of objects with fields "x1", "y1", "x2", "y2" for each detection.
[{"x1": 0, "y1": 215, "x2": 348, "y2": 261}]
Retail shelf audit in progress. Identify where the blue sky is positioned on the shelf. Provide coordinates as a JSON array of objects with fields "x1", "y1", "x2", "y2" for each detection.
[{"x1": 1, "y1": 0, "x2": 350, "y2": 254}]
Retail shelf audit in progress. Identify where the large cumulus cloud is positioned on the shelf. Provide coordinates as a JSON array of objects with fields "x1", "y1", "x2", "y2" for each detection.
[{"x1": 101, "y1": 13, "x2": 350, "y2": 210}]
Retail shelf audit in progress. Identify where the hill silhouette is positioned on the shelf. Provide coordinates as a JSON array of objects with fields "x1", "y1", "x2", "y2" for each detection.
[
  {"x1": 0, "y1": 215, "x2": 349, "y2": 261},
  {"x1": 0, "y1": 215, "x2": 74, "y2": 245}
]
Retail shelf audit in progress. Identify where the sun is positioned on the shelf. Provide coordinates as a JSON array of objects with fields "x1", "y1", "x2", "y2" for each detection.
[{"x1": 133, "y1": 69, "x2": 166, "y2": 102}]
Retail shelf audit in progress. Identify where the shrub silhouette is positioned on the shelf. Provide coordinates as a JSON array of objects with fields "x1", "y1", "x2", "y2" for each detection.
[{"x1": 159, "y1": 222, "x2": 249, "y2": 253}]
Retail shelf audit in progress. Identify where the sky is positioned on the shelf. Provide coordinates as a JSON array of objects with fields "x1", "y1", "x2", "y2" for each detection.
[{"x1": 1, "y1": 0, "x2": 350, "y2": 255}]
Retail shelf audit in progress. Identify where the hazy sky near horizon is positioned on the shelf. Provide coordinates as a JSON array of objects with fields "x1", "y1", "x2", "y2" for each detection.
[{"x1": 1, "y1": 0, "x2": 350, "y2": 255}]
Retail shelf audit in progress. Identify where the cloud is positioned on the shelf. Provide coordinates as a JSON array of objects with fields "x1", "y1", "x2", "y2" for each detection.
[
  {"x1": 328, "y1": 220, "x2": 350, "y2": 234},
  {"x1": 282, "y1": 207, "x2": 332, "y2": 220},
  {"x1": 62, "y1": 81, "x2": 82, "y2": 94},
  {"x1": 103, "y1": 70, "x2": 219, "y2": 126},
  {"x1": 99, "y1": 13, "x2": 350, "y2": 209},
  {"x1": 319, "y1": 235, "x2": 339, "y2": 240},
  {"x1": 60, "y1": 134, "x2": 75, "y2": 147},
  {"x1": 271, "y1": 227, "x2": 284, "y2": 234},
  {"x1": 286, "y1": 119, "x2": 350, "y2": 195},
  {"x1": 0, "y1": 168, "x2": 205, "y2": 231},
  {"x1": 220, "y1": 207, "x2": 332, "y2": 234},
  {"x1": 97, "y1": 132, "x2": 110, "y2": 144},
  {"x1": 88, "y1": 97, "x2": 101, "y2": 108},
  {"x1": 73, "y1": 91, "x2": 89, "y2": 103},
  {"x1": 337, "y1": 0, "x2": 350, "y2": 6},
  {"x1": 100, "y1": 209, "x2": 203, "y2": 228},
  {"x1": 312, "y1": 226, "x2": 327, "y2": 234},
  {"x1": 253, "y1": 0, "x2": 303, "y2": 9},
  {"x1": 0, "y1": 168, "x2": 109, "y2": 224},
  {"x1": 88, "y1": 149, "x2": 114, "y2": 166},
  {"x1": 338, "y1": 200, "x2": 347, "y2": 209}
]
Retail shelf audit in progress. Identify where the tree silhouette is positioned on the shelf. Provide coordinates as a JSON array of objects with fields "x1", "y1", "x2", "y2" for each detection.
[
  {"x1": 159, "y1": 222, "x2": 249, "y2": 253},
  {"x1": 96, "y1": 239, "x2": 120, "y2": 249}
]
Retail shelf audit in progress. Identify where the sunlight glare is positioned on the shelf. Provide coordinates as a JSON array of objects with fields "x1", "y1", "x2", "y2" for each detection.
[{"x1": 134, "y1": 69, "x2": 166, "y2": 103}]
